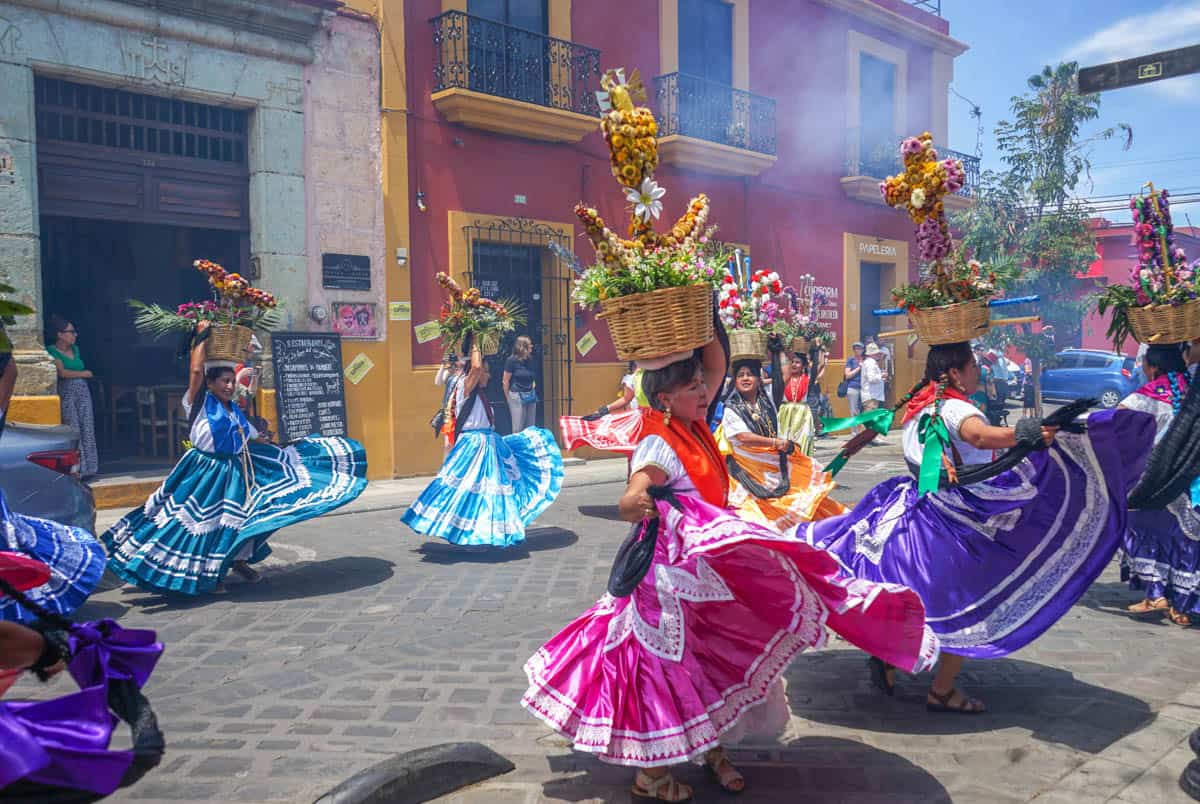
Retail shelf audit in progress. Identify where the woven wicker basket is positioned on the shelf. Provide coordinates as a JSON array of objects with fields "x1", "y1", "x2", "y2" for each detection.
[
  {"x1": 207, "y1": 324, "x2": 253, "y2": 362},
  {"x1": 790, "y1": 336, "x2": 811, "y2": 354},
  {"x1": 908, "y1": 298, "x2": 991, "y2": 345},
  {"x1": 1127, "y1": 298, "x2": 1200, "y2": 344},
  {"x1": 598, "y1": 284, "x2": 713, "y2": 361},
  {"x1": 449, "y1": 330, "x2": 502, "y2": 356},
  {"x1": 729, "y1": 328, "x2": 768, "y2": 362}
]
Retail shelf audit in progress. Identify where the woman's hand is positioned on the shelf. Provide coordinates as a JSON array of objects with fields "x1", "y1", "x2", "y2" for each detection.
[
  {"x1": 1041, "y1": 425, "x2": 1058, "y2": 445},
  {"x1": 619, "y1": 488, "x2": 659, "y2": 522},
  {"x1": 82, "y1": 369, "x2": 94, "y2": 379},
  {"x1": 197, "y1": 320, "x2": 211, "y2": 333}
]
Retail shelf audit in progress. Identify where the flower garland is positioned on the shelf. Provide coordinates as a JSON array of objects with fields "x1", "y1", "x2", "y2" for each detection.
[
  {"x1": 435, "y1": 272, "x2": 525, "y2": 353},
  {"x1": 1095, "y1": 184, "x2": 1200, "y2": 347},
  {"x1": 571, "y1": 67, "x2": 725, "y2": 309},
  {"x1": 129, "y1": 259, "x2": 279, "y2": 339}
]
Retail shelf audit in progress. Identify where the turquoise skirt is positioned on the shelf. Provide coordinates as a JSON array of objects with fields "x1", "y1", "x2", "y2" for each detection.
[
  {"x1": 102, "y1": 437, "x2": 367, "y2": 595},
  {"x1": 402, "y1": 427, "x2": 563, "y2": 547}
]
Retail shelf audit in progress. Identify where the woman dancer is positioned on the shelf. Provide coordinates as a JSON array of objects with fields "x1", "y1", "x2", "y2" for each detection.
[
  {"x1": 797, "y1": 341, "x2": 1154, "y2": 713},
  {"x1": 523, "y1": 336, "x2": 937, "y2": 801},
  {"x1": 403, "y1": 337, "x2": 563, "y2": 548},
  {"x1": 778, "y1": 350, "x2": 816, "y2": 454},
  {"x1": 721, "y1": 356, "x2": 844, "y2": 531},
  {"x1": 1120, "y1": 344, "x2": 1199, "y2": 624},
  {"x1": 103, "y1": 322, "x2": 367, "y2": 595},
  {"x1": 0, "y1": 487, "x2": 104, "y2": 625}
]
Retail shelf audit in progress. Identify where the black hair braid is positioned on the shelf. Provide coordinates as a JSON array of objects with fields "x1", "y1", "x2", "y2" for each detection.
[
  {"x1": 891, "y1": 378, "x2": 930, "y2": 413},
  {"x1": 0, "y1": 576, "x2": 75, "y2": 631}
]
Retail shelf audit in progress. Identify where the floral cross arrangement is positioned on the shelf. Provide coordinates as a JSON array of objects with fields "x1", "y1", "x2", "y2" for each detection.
[
  {"x1": 1096, "y1": 184, "x2": 1200, "y2": 346},
  {"x1": 571, "y1": 68, "x2": 728, "y2": 309},
  {"x1": 0, "y1": 282, "x2": 35, "y2": 354},
  {"x1": 435, "y1": 272, "x2": 525, "y2": 354},
  {"x1": 718, "y1": 262, "x2": 780, "y2": 331},
  {"x1": 129, "y1": 259, "x2": 280, "y2": 339},
  {"x1": 880, "y1": 132, "x2": 985, "y2": 310}
]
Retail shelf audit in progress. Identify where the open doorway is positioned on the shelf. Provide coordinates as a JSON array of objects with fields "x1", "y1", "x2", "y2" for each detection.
[{"x1": 39, "y1": 216, "x2": 243, "y2": 471}]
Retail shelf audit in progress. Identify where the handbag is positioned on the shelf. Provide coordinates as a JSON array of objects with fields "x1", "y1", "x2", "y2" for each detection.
[
  {"x1": 519, "y1": 388, "x2": 538, "y2": 405},
  {"x1": 606, "y1": 486, "x2": 683, "y2": 597},
  {"x1": 429, "y1": 407, "x2": 445, "y2": 437},
  {"x1": 836, "y1": 381, "x2": 849, "y2": 398}
]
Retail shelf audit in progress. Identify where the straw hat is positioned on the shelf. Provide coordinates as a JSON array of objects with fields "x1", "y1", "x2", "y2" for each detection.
[{"x1": 864, "y1": 343, "x2": 882, "y2": 357}]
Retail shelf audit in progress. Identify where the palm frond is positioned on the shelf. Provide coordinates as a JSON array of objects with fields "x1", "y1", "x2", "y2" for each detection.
[{"x1": 128, "y1": 299, "x2": 194, "y2": 340}]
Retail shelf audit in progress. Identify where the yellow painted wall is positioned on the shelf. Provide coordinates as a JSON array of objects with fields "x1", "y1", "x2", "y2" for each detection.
[
  {"x1": 7, "y1": 395, "x2": 61, "y2": 425},
  {"x1": 569, "y1": 362, "x2": 627, "y2": 459}
]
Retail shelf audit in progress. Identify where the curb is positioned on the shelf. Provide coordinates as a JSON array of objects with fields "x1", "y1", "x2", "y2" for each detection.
[
  {"x1": 313, "y1": 742, "x2": 515, "y2": 804},
  {"x1": 1031, "y1": 678, "x2": 1200, "y2": 803}
]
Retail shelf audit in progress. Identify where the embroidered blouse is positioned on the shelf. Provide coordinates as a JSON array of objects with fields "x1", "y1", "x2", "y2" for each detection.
[{"x1": 182, "y1": 391, "x2": 258, "y2": 454}]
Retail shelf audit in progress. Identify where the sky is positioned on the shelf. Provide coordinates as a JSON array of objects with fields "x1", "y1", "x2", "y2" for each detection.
[{"x1": 942, "y1": 0, "x2": 1200, "y2": 222}]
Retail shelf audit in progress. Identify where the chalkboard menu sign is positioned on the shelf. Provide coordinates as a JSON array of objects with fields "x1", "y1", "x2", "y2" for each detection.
[
  {"x1": 321, "y1": 253, "x2": 371, "y2": 291},
  {"x1": 271, "y1": 332, "x2": 349, "y2": 443}
]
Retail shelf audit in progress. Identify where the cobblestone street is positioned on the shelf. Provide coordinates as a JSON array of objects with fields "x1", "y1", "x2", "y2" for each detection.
[{"x1": 13, "y1": 439, "x2": 1200, "y2": 804}]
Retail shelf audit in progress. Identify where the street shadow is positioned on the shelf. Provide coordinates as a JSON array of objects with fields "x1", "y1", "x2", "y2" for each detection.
[
  {"x1": 71, "y1": 599, "x2": 131, "y2": 622},
  {"x1": 786, "y1": 651, "x2": 1152, "y2": 755},
  {"x1": 114, "y1": 556, "x2": 395, "y2": 613},
  {"x1": 577, "y1": 504, "x2": 622, "y2": 521},
  {"x1": 416, "y1": 527, "x2": 578, "y2": 565},
  {"x1": 1075, "y1": 578, "x2": 1177, "y2": 622},
  {"x1": 537, "y1": 737, "x2": 950, "y2": 802}
]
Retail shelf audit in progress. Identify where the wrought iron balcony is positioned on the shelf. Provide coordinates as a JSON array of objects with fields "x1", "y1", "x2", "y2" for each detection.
[
  {"x1": 904, "y1": 0, "x2": 941, "y2": 15},
  {"x1": 431, "y1": 10, "x2": 601, "y2": 117},
  {"x1": 843, "y1": 129, "x2": 979, "y2": 200},
  {"x1": 654, "y1": 73, "x2": 777, "y2": 157}
]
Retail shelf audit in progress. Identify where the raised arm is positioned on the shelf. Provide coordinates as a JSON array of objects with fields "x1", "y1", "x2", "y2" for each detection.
[
  {"x1": 186, "y1": 321, "x2": 211, "y2": 409},
  {"x1": 461, "y1": 340, "x2": 484, "y2": 397}
]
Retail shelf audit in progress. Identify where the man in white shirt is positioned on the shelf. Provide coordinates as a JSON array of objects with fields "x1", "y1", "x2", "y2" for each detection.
[{"x1": 862, "y1": 343, "x2": 889, "y2": 443}]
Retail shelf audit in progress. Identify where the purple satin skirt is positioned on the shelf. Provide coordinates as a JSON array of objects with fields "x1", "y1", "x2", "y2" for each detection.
[
  {"x1": 0, "y1": 620, "x2": 162, "y2": 795},
  {"x1": 796, "y1": 408, "x2": 1154, "y2": 658}
]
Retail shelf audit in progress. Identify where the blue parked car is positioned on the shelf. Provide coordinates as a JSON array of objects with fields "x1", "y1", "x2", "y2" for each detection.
[{"x1": 1039, "y1": 349, "x2": 1137, "y2": 409}]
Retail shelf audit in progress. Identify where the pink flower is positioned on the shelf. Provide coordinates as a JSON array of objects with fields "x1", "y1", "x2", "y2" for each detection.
[{"x1": 901, "y1": 137, "x2": 924, "y2": 156}]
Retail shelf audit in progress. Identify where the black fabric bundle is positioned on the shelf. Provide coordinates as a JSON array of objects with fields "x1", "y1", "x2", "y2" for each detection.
[
  {"x1": 1129, "y1": 372, "x2": 1200, "y2": 510},
  {"x1": 904, "y1": 398, "x2": 1094, "y2": 491},
  {"x1": 606, "y1": 486, "x2": 684, "y2": 597}
]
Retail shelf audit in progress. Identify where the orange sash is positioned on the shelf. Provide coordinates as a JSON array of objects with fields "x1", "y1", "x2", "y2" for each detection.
[{"x1": 638, "y1": 408, "x2": 729, "y2": 508}]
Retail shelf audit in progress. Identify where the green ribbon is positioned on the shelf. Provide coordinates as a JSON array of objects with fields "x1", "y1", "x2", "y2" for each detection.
[
  {"x1": 820, "y1": 408, "x2": 893, "y2": 436},
  {"x1": 819, "y1": 408, "x2": 895, "y2": 477},
  {"x1": 916, "y1": 412, "x2": 950, "y2": 496}
]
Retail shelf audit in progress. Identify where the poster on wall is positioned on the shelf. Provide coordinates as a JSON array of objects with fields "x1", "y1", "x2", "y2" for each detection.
[{"x1": 331, "y1": 302, "x2": 378, "y2": 339}]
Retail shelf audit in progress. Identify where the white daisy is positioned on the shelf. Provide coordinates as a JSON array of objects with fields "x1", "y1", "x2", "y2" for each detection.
[{"x1": 626, "y1": 178, "x2": 666, "y2": 222}]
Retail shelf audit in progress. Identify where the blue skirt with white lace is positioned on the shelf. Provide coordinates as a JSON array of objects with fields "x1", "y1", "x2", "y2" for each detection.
[
  {"x1": 402, "y1": 427, "x2": 563, "y2": 547},
  {"x1": 102, "y1": 437, "x2": 367, "y2": 595},
  {"x1": 0, "y1": 489, "x2": 105, "y2": 624}
]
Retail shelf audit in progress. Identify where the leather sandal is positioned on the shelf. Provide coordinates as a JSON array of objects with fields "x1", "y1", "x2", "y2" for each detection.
[
  {"x1": 632, "y1": 771, "x2": 693, "y2": 803},
  {"x1": 926, "y1": 686, "x2": 986, "y2": 714},
  {"x1": 1127, "y1": 597, "x2": 1169, "y2": 616},
  {"x1": 1169, "y1": 607, "x2": 1193, "y2": 626},
  {"x1": 704, "y1": 748, "x2": 745, "y2": 795}
]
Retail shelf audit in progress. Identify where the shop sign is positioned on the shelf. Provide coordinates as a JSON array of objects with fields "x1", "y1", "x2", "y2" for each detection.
[
  {"x1": 576, "y1": 330, "x2": 597, "y2": 356},
  {"x1": 322, "y1": 253, "x2": 372, "y2": 291}
]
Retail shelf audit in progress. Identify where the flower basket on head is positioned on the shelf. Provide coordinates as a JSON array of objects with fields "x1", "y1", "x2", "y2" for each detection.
[
  {"x1": 599, "y1": 284, "x2": 713, "y2": 361},
  {"x1": 881, "y1": 133, "x2": 1001, "y2": 344},
  {"x1": 790, "y1": 337, "x2": 811, "y2": 354},
  {"x1": 728, "y1": 328, "x2": 768, "y2": 363},
  {"x1": 207, "y1": 323, "x2": 254, "y2": 363},
  {"x1": 571, "y1": 68, "x2": 728, "y2": 365},
  {"x1": 1096, "y1": 185, "x2": 1200, "y2": 347},
  {"x1": 908, "y1": 297, "x2": 992, "y2": 345},
  {"x1": 435, "y1": 273, "x2": 523, "y2": 357},
  {"x1": 128, "y1": 260, "x2": 280, "y2": 353}
]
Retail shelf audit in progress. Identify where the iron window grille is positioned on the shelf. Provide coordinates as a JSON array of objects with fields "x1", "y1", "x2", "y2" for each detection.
[{"x1": 654, "y1": 72, "x2": 777, "y2": 156}]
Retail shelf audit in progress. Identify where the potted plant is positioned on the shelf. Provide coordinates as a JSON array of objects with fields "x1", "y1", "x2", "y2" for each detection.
[
  {"x1": 571, "y1": 68, "x2": 727, "y2": 362},
  {"x1": 128, "y1": 260, "x2": 280, "y2": 361},
  {"x1": 434, "y1": 272, "x2": 524, "y2": 355},
  {"x1": 881, "y1": 133, "x2": 992, "y2": 345},
  {"x1": 1096, "y1": 184, "x2": 1200, "y2": 347}
]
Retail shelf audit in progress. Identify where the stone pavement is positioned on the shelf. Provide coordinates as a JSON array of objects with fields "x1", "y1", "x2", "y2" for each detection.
[{"x1": 12, "y1": 434, "x2": 1200, "y2": 803}]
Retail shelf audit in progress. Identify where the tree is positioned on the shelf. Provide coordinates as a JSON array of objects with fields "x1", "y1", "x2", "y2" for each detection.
[{"x1": 954, "y1": 62, "x2": 1131, "y2": 412}]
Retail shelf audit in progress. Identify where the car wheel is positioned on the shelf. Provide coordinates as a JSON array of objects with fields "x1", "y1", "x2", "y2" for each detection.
[{"x1": 1100, "y1": 389, "x2": 1122, "y2": 409}]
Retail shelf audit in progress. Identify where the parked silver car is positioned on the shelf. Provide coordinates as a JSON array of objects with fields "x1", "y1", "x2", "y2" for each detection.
[{"x1": 0, "y1": 421, "x2": 96, "y2": 534}]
